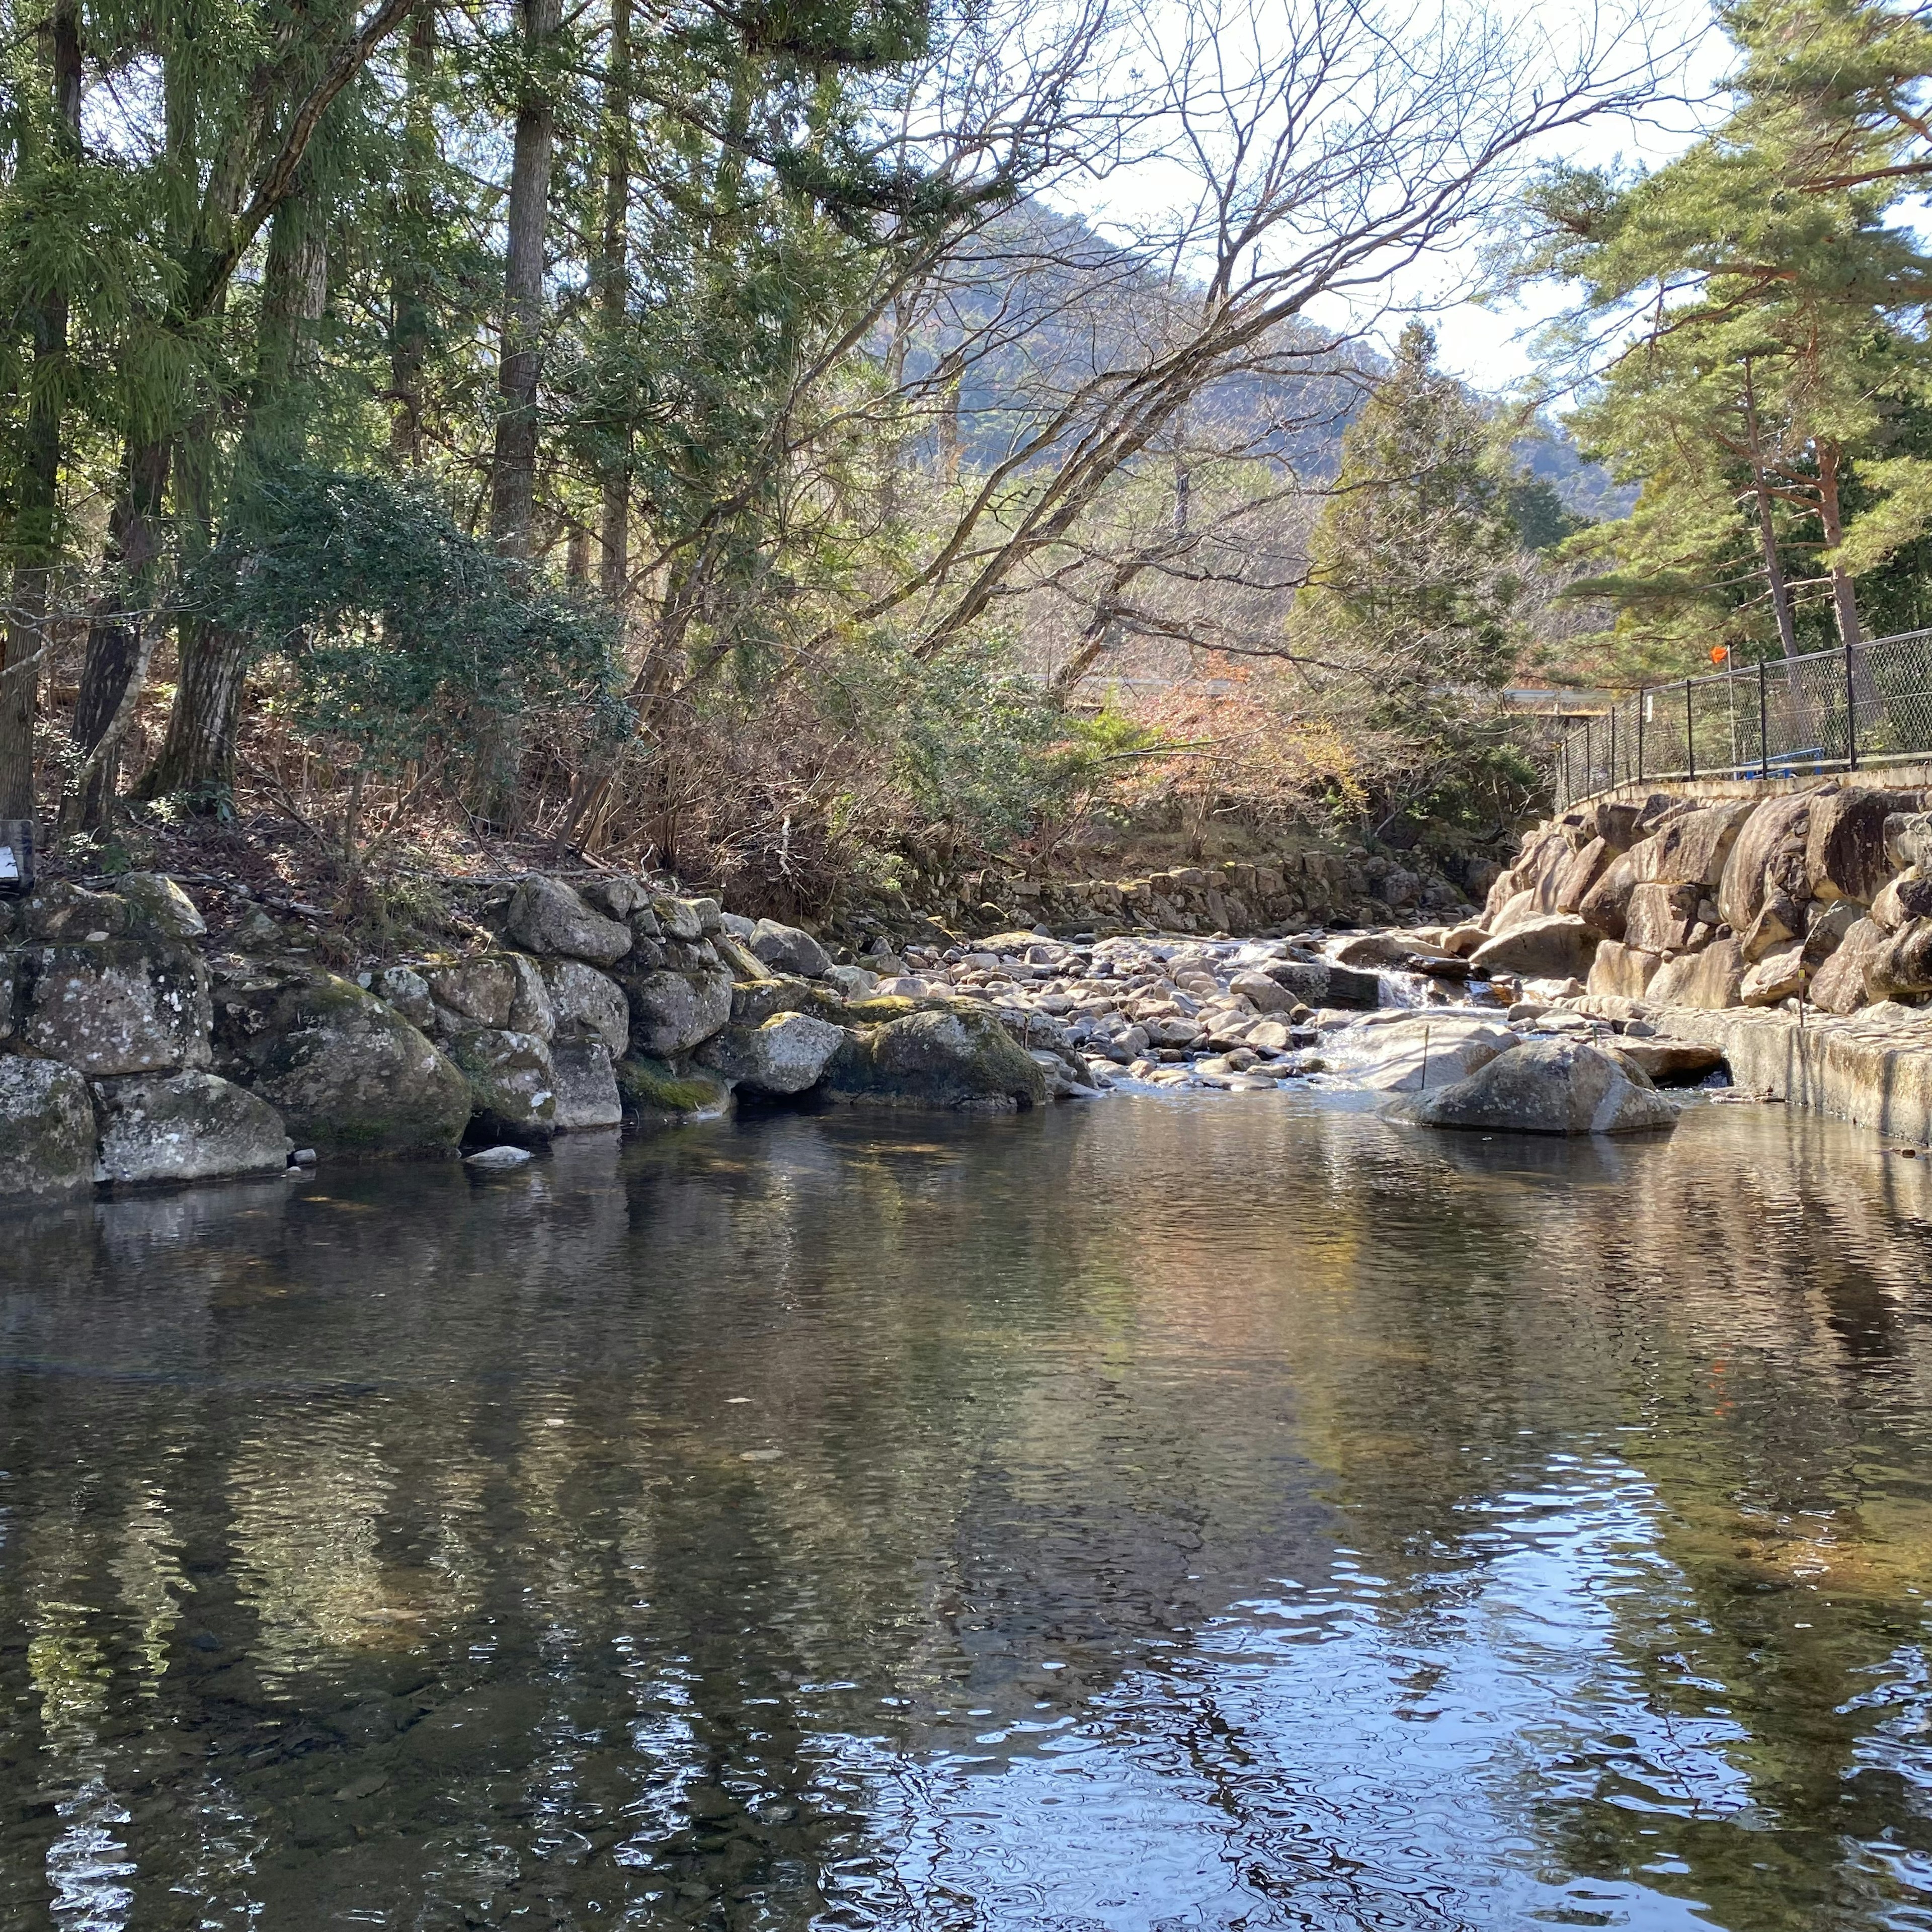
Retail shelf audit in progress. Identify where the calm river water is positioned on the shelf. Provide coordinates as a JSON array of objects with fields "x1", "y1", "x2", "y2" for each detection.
[{"x1": 6, "y1": 1094, "x2": 1932, "y2": 1929}]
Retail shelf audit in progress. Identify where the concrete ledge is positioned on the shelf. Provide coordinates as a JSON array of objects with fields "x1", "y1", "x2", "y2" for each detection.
[
  {"x1": 1568, "y1": 758, "x2": 1932, "y2": 814},
  {"x1": 1653, "y1": 1004, "x2": 1932, "y2": 1143}
]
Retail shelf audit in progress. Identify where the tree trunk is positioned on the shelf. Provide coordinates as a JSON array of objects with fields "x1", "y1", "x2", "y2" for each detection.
[
  {"x1": 147, "y1": 182, "x2": 330, "y2": 803},
  {"x1": 1817, "y1": 441, "x2": 1862, "y2": 648},
  {"x1": 67, "y1": 441, "x2": 171, "y2": 830},
  {"x1": 1741, "y1": 365, "x2": 1798, "y2": 661},
  {"x1": 388, "y1": 2, "x2": 438, "y2": 466},
  {"x1": 596, "y1": 0, "x2": 631, "y2": 603},
  {"x1": 488, "y1": 0, "x2": 564, "y2": 558},
  {"x1": 0, "y1": 0, "x2": 83, "y2": 824}
]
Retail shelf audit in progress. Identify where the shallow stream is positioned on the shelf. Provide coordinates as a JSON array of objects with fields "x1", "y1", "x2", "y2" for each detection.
[{"x1": 7, "y1": 1093, "x2": 1932, "y2": 1928}]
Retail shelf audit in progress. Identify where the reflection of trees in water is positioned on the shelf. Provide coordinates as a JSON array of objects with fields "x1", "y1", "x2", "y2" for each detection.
[{"x1": 5, "y1": 1103, "x2": 1932, "y2": 1924}]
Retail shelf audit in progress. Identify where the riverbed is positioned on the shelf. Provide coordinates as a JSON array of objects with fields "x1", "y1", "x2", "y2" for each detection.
[{"x1": 6, "y1": 1092, "x2": 1932, "y2": 1929}]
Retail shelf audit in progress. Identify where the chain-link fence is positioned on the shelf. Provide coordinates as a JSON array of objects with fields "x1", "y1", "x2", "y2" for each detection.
[{"x1": 1549, "y1": 629, "x2": 1932, "y2": 812}]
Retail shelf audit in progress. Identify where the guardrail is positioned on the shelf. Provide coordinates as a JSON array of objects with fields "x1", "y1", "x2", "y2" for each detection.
[{"x1": 1549, "y1": 628, "x2": 1932, "y2": 813}]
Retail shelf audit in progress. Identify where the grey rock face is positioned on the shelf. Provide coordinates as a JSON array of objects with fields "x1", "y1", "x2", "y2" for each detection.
[
  {"x1": 445, "y1": 1028, "x2": 557, "y2": 1145},
  {"x1": 221, "y1": 972, "x2": 471, "y2": 1155},
  {"x1": 92, "y1": 1071, "x2": 289, "y2": 1185},
  {"x1": 650, "y1": 896, "x2": 704, "y2": 943},
  {"x1": 749, "y1": 919, "x2": 832, "y2": 979},
  {"x1": 370, "y1": 964, "x2": 436, "y2": 1030},
  {"x1": 21, "y1": 880, "x2": 132, "y2": 941},
  {"x1": 503, "y1": 876, "x2": 632, "y2": 965},
  {"x1": 536, "y1": 958, "x2": 629, "y2": 1055},
  {"x1": 550, "y1": 1035, "x2": 622, "y2": 1129},
  {"x1": 620, "y1": 965, "x2": 734, "y2": 1056},
  {"x1": 0, "y1": 1057, "x2": 96, "y2": 1198},
  {"x1": 1468, "y1": 914, "x2": 1599, "y2": 983},
  {"x1": 821, "y1": 964, "x2": 879, "y2": 1002},
  {"x1": 1393, "y1": 1037, "x2": 1677, "y2": 1137},
  {"x1": 17, "y1": 940, "x2": 212, "y2": 1076},
  {"x1": 823, "y1": 1007, "x2": 1048, "y2": 1112},
  {"x1": 699, "y1": 1012, "x2": 846, "y2": 1095}
]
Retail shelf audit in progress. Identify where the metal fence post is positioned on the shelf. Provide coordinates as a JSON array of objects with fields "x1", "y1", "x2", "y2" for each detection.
[
  {"x1": 1562, "y1": 732, "x2": 1570, "y2": 808},
  {"x1": 1758, "y1": 657, "x2": 1769, "y2": 779},
  {"x1": 1685, "y1": 678, "x2": 1696, "y2": 780},
  {"x1": 1608, "y1": 703, "x2": 1617, "y2": 790},
  {"x1": 1636, "y1": 688, "x2": 1645, "y2": 782},
  {"x1": 1845, "y1": 640, "x2": 1859, "y2": 770}
]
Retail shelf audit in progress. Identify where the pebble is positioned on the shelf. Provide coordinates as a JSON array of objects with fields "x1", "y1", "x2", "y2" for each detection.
[{"x1": 465, "y1": 1145, "x2": 532, "y2": 1169}]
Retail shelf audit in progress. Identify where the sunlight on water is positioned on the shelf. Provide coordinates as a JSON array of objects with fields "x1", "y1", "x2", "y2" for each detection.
[{"x1": 5, "y1": 1094, "x2": 1932, "y2": 1927}]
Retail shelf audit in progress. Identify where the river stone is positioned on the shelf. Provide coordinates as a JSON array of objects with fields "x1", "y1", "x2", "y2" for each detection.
[
  {"x1": 714, "y1": 934, "x2": 770, "y2": 981},
  {"x1": 0, "y1": 1057, "x2": 96, "y2": 1198},
  {"x1": 620, "y1": 965, "x2": 734, "y2": 1056},
  {"x1": 749, "y1": 919, "x2": 832, "y2": 979},
  {"x1": 1717, "y1": 795, "x2": 1812, "y2": 931},
  {"x1": 644, "y1": 895, "x2": 700, "y2": 943},
  {"x1": 92, "y1": 1071, "x2": 290, "y2": 1185},
  {"x1": 1328, "y1": 933, "x2": 1416, "y2": 969},
  {"x1": 580, "y1": 876, "x2": 643, "y2": 921},
  {"x1": 1740, "y1": 938, "x2": 1809, "y2": 1007},
  {"x1": 1615, "y1": 1039, "x2": 1726, "y2": 1084},
  {"x1": 549, "y1": 1034, "x2": 622, "y2": 1130},
  {"x1": 1586, "y1": 939, "x2": 1663, "y2": 1001},
  {"x1": 699, "y1": 1012, "x2": 848, "y2": 1095},
  {"x1": 614, "y1": 1054, "x2": 731, "y2": 1123},
  {"x1": 1807, "y1": 788, "x2": 1908, "y2": 905},
  {"x1": 423, "y1": 956, "x2": 517, "y2": 1030},
  {"x1": 1469, "y1": 914, "x2": 1598, "y2": 981},
  {"x1": 1623, "y1": 881, "x2": 1701, "y2": 954},
  {"x1": 221, "y1": 973, "x2": 472, "y2": 1155},
  {"x1": 822, "y1": 964, "x2": 879, "y2": 1002},
  {"x1": 446, "y1": 1028, "x2": 556, "y2": 1145},
  {"x1": 371, "y1": 964, "x2": 436, "y2": 1030},
  {"x1": 117, "y1": 873, "x2": 207, "y2": 941},
  {"x1": 17, "y1": 940, "x2": 212, "y2": 1076},
  {"x1": 503, "y1": 876, "x2": 632, "y2": 966},
  {"x1": 1392, "y1": 1037, "x2": 1677, "y2": 1137},
  {"x1": 1742, "y1": 893, "x2": 1804, "y2": 962},
  {"x1": 1647, "y1": 938, "x2": 1746, "y2": 1010},
  {"x1": 1346, "y1": 1017, "x2": 1518, "y2": 1093},
  {"x1": 1807, "y1": 915, "x2": 1887, "y2": 1015},
  {"x1": 1230, "y1": 969, "x2": 1296, "y2": 1013},
  {"x1": 536, "y1": 958, "x2": 629, "y2": 1055},
  {"x1": 729, "y1": 973, "x2": 842, "y2": 1027},
  {"x1": 823, "y1": 1008, "x2": 1048, "y2": 1112}
]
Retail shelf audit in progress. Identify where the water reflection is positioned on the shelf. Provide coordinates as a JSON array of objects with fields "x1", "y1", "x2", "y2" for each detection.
[{"x1": 4, "y1": 1097, "x2": 1932, "y2": 1926}]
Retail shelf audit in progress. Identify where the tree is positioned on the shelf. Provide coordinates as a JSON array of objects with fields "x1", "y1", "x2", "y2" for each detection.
[{"x1": 1518, "y1": 0, "x2": 1932, "y2": 674}]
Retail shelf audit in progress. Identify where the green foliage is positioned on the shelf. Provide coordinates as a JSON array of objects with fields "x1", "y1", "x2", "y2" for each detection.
[{"x1": 191, "y1": 467, "x2": 621, "y2": 772}]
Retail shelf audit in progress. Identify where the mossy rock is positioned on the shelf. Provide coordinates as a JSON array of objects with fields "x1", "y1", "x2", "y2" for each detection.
[
  {"x1": 614, "y1": 1053, "x2": 731, "y2": 1125},
  {"x1": 221, "y1": 970, "x2": 471, "y2": 1156},
  {"x1": 823, "y1": 1007, "x2": 1047, "y2": 1112}
]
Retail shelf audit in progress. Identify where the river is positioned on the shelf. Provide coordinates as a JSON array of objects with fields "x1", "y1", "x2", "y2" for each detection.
[{"x1": 5, "y1": 1092, "x2": 1932, "y2": 1929}]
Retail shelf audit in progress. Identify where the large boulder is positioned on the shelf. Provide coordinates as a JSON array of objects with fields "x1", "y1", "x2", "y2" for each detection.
[
  {"x1": 730, "y1": 973, "x2": 844, "y2": 1027},
  {"x1": 550, "y1": 1035, "x2": 622, "y2": 1130},
  {"x1": 16, "y1": 940, "x2": 211, "y2": 1076},
  {"x1": 1737, "y1": 936, "x2": 1806, "y2": 1006},
  {"x1": 1867, "y1": 919, "x2": 1932, "y2": 1002},
  {"x1": 1586, "y1": 939, "x2": 1664, "y2": 1001},
  {"x1": 1806, "y1": 788, "x2": 1909, "y2": 906},
  {"x1": 1468, "y1": 914, "x2": 1598, "y2": 981},
  {"x1": 1229, "y1": 969, "x2": 1296, "y2": 1013},
  {"x1": 1807, "y1": 915, "x2": 1888, "y2": 1015},
  {"x1": 370, "y1": 964, "x2": 436, "y2": 1030},
  {"x1": 536, "y1": 957, "x2": 629, "y2": 1055},
  {"x1": 823, "y1": 1008, "x2": 1048, "y2": 1112},
  {"x1": 698, "y1": 1011, "x2": 847, "y2": 1095},
  {"x1": 445, "y1": 1029, "x2": 556, "y2": 1145},
  {"x1": 749, "y1": 919, "x2": 832, "y2": 979},
  {"x1": 1342, "y1": 1016, "x2": 1518, "y2": 1093},
  {"x1": 92, "y1": 1072, "x2": 289, "y2": 1186},
  {"x1": 619, "y1": 965, "x2": 734, "y2": 1056},
  {"x1": 1872, "y1": 872, "x2": 1932, "y2": 935},
  {"x1": 1577, "y1": 846, "x2": 1644, "y2": 939},
  {"x1": 1638, "y1": 800, "x2": 1754, "y2": 888},
  {"x1": 422, "y1": 953, "x2": 553, "y2": 1038},
  {"x1": 1392, "y1": 1037, "x2": 1677, "y2": 1137},
  {"x1": 1549, "y1": 837, "x2": 1613, "y2": 915},
  {"x1": 1646, "y1": 938, "x2": 1746, "y2": 1011},
  {"x1": 1622, "y1": 881, "x2": 1701, "y2": 955},
  {"x1": 1717, "y1": 794, "x2": 1813, "y2": 932},
  {"x1": 502, "y1": 876, "x2": 632, "y2": 966},
  {"x1": 220, "y1": 973, "x2": 471, "y2": 1155},
  {"x1": 19, "y1": 879, "x2": 133, "y2": 941},
  {"x1": 0, "y1": 1056, "x2": 96, "y2": 1198}
]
